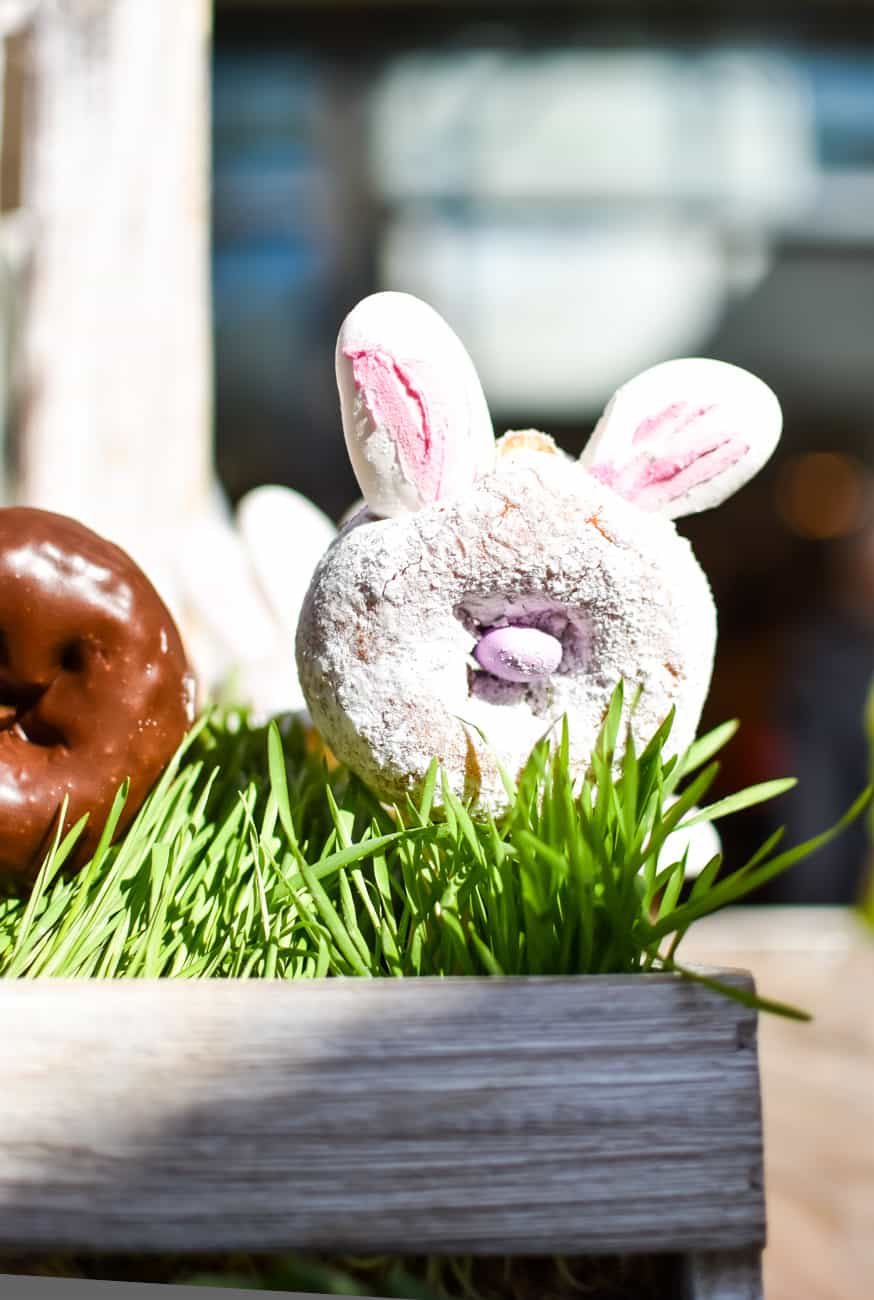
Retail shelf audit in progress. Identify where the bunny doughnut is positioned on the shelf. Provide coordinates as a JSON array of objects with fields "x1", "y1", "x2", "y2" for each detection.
[{"x1": 296, "y1": 293, "x2": 782, "y2": 816}]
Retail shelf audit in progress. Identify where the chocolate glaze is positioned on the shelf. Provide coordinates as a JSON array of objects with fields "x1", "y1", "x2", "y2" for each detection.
[{"x1": 0, "y1": 508, "x2": 195, "y2": 879}]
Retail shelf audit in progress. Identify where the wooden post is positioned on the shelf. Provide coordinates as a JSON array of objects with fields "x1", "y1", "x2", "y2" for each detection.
[
  {"x1": 11, "y1": 0, "x2": 213, "y2": 605},
  {"x1": 0, "y1": 5, "x2": 35, "y2": 502}
]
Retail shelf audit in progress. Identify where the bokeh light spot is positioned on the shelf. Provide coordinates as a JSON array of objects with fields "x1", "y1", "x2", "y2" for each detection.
[{"x1": 775, "y1": 452, "x2": 873, "y2": 539}]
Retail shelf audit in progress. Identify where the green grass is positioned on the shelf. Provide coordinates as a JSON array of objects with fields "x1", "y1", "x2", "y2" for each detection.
[
  {"x1": 0, "y1": 682, "x2": 868, "y2": 1019},
  {"x1": 174, "y1": 1251, "x2": 678, "y2": 1297}
]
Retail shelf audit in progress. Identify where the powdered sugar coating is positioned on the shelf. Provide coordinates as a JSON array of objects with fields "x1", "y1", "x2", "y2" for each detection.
[{"x1": 295, "y1": 441, "x2": 717, "y2": 816}]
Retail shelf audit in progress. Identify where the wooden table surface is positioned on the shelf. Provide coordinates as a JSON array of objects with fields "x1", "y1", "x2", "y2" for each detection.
[{"x1": 683, "y1": 906, "x2": 874, "y2": 1300}]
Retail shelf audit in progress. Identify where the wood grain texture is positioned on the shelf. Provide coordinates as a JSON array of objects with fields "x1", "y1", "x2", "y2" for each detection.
[
  {"x1": 13, "y1": 0, "x2": 213, "y2": 605},
  {"x1": 0, "y1": 973, "x2": 764, "y2": 1256}
]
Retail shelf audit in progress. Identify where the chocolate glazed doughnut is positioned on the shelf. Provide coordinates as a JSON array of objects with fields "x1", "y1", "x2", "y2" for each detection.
[{"x1": 0, "y1": 508, "x2": 195, "y2": 879}]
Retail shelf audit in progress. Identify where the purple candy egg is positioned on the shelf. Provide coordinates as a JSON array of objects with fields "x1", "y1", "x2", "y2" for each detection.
[{"x1": 474, "y1": 625, "x2": 563, "y2": 683}]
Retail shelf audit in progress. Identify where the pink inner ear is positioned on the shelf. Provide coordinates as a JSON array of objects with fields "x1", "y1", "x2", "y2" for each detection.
[
  {"x1": 589, "y1": 398, "x2": 750, "y2": 511},
  {"x1": 632, "y1": 401, "x2": 713, "y2": 445},
  {"x1": 344, "y1": 345, "x2": 445, "y2": 502}
]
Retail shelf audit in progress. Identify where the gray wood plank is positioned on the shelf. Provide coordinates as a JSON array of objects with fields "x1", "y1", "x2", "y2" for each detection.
[
  {"x1": 0, "y1": 1284, "x2": 381, "y2": 1300},
  {"x1": 0, "y1": 973, "x2": 765, "y2": 1255},
  {"x1": 682, "y1": 1249, "x2": 764, "y2": 1300}
]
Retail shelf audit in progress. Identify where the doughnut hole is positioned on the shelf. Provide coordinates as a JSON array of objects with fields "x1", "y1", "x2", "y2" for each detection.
[
  {"x1": 0, "y1": 635, "x2": 91, "y2": 749},
  {"x1": 0, "y1": 678, "x2": 64, "y2": 748},
  {"x1": 457, "y1": 593, "x2": 593, "y2": 709},
  {"x1": 59, "y1": 639, "x2": 87, "y2": 673},
  {"x1": 14, "y1": 707, "x2": 65, "y2": 749}
]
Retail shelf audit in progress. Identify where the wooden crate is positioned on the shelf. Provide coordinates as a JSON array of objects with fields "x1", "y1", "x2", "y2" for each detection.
[{"x1": 0, "y1": 970, "x2": 765, "y2": 1299}]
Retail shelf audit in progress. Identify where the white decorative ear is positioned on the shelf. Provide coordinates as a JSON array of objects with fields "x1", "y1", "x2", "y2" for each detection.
[
  {"x1": 335, "y1": 291, "x2": 495, "y2": 518},
  {"x1": 579, "y1": 358, "x2": 783, "y2": 519},
  {"x1": 236, "y1": 485, "x2": 337, "y2": 641}
]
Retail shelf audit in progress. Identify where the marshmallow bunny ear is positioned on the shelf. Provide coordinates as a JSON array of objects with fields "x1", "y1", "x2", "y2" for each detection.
[
  {"x1": 336, "y1": 291, "x2": 496, "y2": 518},
  {"x1": 580, "y1": 358, "x2": 782, "y2": 519},
  {"x1": 236, "y1": 485, "x2": 337, "y2": 641}
]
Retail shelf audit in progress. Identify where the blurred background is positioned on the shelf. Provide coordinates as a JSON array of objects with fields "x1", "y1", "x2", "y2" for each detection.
[{"x1": 212, "y1": 0, "x2": 874, "y2": 905}]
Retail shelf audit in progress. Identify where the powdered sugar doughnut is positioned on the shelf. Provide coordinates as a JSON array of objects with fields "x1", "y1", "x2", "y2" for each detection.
[
  {"x1": 297, "y1": 439, "x2": 715, "y2": 815},
  {"x1": 296, "y1": 295, "x2": 782, "y2": 816}
]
